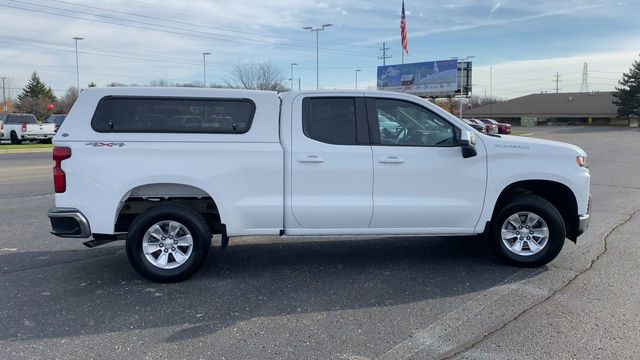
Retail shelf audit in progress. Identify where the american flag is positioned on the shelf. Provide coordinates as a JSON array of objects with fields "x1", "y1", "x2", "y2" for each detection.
[{"x1": 400, "y1": 0, "x2": 408, "y2": 54}]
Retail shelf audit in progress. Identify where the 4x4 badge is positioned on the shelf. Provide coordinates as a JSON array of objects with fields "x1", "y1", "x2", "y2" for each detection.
[{"x1": 85, "y1": 142, "x2": 125, "y2": 148}]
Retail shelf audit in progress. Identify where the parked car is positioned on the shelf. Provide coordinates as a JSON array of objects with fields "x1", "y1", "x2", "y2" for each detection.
[
  {"x1": 0, "y1": 113, "x2": 6, "y2": 140},
  {"x1": 477, "y1": 118, "x2": 511, "y2": 135},
  {"x1": 470, "y1": 118, "x2": 498, "y2": 134},
  {"x1": 48, "y1": 88, "x2": 591, "y2": 282},
  {"x1": 0, "y1": 113, "x2": 56, "y2": 144},
  {"x1": 463, "y1": 118, "x2": 486, "y2": 133},
  {"x1": 44, "y1": 114, "x2": 67, "y2": 133}
]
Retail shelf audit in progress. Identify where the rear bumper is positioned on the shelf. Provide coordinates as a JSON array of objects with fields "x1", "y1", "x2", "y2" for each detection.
[
  {"x1": 48, "y1": 207, "x2": 92, "y2": 238},
  {"x1": 23, "y1": 133, "x2": 55, "y2": 140}
]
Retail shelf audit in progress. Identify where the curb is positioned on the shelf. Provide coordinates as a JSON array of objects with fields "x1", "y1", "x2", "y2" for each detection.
[{"x1": 0, "y1": 148, "x2": 53, "y2": 154}]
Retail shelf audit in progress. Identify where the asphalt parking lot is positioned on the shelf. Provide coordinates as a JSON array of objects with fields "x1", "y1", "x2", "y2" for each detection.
[{"x1": 1, "y1": 127, "x2": 639, "y2": 359}]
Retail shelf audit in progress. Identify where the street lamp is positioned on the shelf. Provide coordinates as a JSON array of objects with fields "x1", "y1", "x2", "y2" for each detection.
[
  {"x1": 202, "y1": 52, "x2": 211, "y2": 88},
  {"x1": 290, "y1": 63, "x2": 298, "y2": 91},
  {"x1": 355, "y1": 69, "x2": 362, "y2": 89},
  {"x1": 303, "y1": 24, "x2": 332, "y2": 89},
  {"x1": 73, "y1": 37, "x2": 84, "y2": 91},
  {"x1": 289, "y1": 78, "x2": 301, "y2": 91}
]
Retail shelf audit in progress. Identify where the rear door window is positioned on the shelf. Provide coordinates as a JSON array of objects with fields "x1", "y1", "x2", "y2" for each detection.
[
  {"x1": 302, "y1": 97, "x2": 369, "y2": 145},
  {"x1": 91, "y1": 97, "x2": 256, "y2": 133}
]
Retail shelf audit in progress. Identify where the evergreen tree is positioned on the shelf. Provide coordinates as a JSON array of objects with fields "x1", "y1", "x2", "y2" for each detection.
[
  {"x1": 613, "y1": 55, "x2": 640, "y2": 117},
  {"x1": 18, "y1": 72, "x2": 57, "y2": 102}
]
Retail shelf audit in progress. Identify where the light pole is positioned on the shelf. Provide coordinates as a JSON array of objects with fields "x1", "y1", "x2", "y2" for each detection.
[
  {"x1": 202, "y1": 52, "x2": 211, "y2": 88},
  {"x1": 355, "y1": 69, "x2": 362, "y2": 89},
  {"x1": 452, "y1": 56, "x2": 475, "y2": 119},
  {"x1": 290, "y1": 63, "x2": 298, "y2": 91},
  {"x1": 303, "y1": 24, "x2": 332, "y2": 89},
  {"x1": 73, "y1": 37, "x2": 83, "y2": 91}
]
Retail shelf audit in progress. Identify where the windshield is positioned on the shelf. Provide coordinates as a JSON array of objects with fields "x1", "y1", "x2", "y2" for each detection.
[{"x1": 45, "y1": 114, "x2": 66, "y2": 125}]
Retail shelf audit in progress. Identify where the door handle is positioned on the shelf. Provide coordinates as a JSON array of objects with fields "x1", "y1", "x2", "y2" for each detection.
[
  {"x1": 298, "y1": 155, "x2": 325, "y2": 163},
  {"x1": 378, "y1": 156, "x2": 405, "y2": 164}
]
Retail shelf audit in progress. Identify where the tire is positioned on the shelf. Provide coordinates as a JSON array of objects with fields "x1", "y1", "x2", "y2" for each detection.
[
  {"x1": 10, "y1": 131, "x2": 22, "y2": 145},
  {"x1": 126, "y1": 205, "x2": 212, "y2": 282},
  {"x1": 488, "y1": 194, "x2": 566, "y2": 267}
]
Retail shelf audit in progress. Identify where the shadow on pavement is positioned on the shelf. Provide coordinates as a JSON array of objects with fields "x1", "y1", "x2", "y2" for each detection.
[{"x1": 0, "y1": 235, "x2": 541, "y2": 343}]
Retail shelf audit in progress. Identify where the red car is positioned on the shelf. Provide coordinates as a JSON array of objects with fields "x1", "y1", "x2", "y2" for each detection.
[{"x1": 477, "y1": 118, "x2": 511, "y2": 135}]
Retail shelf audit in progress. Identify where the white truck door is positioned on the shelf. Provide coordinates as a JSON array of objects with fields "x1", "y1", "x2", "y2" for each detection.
[
  {"x1": 366, "y1": 97, "x2": 487, "y2": 231},
  {"x1": 290, "y1": 96, "x2": 373, "y2": 229}
]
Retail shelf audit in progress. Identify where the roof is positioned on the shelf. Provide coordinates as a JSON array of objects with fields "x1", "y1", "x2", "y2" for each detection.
[{"x1": 465, "y1": 91, "x2": 619, "y2": 118}]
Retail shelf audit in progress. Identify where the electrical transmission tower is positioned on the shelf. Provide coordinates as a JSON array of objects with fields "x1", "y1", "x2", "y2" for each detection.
[
  {"x1": 553, "y1": 72, "x2": 562, "y2": 94},
  {"x1": 580, "y1": 62, "x2": 589, "y2": 92},
  {"x1": 378, "y1": 42, "x2": 392, "y2": 66}
]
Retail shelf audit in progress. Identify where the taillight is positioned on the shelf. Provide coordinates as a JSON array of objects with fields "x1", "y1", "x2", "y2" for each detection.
[
  {"x1": 53, "y1": 147, "x2": 72, "y2": 193},
  {"x1": 21, "y1": 123, "x2": 27, "y2": 132}
]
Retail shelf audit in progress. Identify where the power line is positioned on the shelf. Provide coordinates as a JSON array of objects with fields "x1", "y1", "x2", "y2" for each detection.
[
  {"x1": 1, "y1": 0, "x2": 375, "y2": 58},
  {"x1": 49, "y1": 0, "x2": 318, "y2": 46}
]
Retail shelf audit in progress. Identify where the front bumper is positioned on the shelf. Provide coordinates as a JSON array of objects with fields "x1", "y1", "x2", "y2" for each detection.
[
  {"x1": 577, "y1": 214, "x2": 590, "y2": 237},
  {"x1": 576, "y1": 195, "x2": 591, "y2": 237},
  {"x1": 48, "y1": 207, "x2": 92, "y2": 238}
]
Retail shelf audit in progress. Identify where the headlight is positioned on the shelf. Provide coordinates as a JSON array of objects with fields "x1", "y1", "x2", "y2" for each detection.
[{"x1": 576, "y1": 156, "x2": 587, "y2": 168}]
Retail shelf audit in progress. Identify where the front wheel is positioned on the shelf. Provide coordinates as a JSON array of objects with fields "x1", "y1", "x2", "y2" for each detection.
[
  {"x1": 488, "y1": 195, "x2": 566, "y2": 267},
  {"x1": 126, "y1": 205, "x2": 212, "y2": 282}
]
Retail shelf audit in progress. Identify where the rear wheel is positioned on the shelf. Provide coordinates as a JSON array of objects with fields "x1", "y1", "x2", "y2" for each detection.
[
  {"x1": 488, "y1": 195, "x2": 566, "y2": 267},
  {"x1": 126, "y1": 205, "x2": 211, "y2": 282},
  {"x1": 10, "y1": 131, "x2": 22, "y2": 145}
]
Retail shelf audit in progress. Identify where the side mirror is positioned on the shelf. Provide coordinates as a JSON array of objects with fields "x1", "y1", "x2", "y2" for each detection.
[{"x1": 459, "y1": 129, "x2": 477, "y2": 158}]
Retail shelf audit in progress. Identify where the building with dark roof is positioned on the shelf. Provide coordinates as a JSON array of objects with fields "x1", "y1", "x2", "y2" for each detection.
[{"x1": 464, "y1": 91, "x2": 627, "y2": 126}]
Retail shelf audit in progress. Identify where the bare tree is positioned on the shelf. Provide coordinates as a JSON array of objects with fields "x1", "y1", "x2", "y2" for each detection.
[
  {"x1": 148, "y1": 79, "x2": 170, "y2": 87},
  {"x1": 226, "y1": 62, "x2": 287, "y2": 91},
  {"x1": 54, "y1": 87, "x2": 79, "y2": 114}
]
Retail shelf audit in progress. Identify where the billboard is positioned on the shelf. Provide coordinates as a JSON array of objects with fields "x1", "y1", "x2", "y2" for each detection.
[{"x1": 377, "y1": 59, "x2": 460, "y2": 97}]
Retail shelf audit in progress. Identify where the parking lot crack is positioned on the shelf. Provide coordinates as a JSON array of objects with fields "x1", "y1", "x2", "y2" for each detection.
[
  {"x1": 439, "y1": 208, "x2": 640, "y2": 360},
  {"x1": 0, "y1": 250, "x2": 121, "y2": 275}
]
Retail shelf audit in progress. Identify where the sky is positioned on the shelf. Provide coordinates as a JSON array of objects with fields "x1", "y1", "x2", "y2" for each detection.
[{"x1": 0, "y1": 0, "x2": 639, "y2": 100}]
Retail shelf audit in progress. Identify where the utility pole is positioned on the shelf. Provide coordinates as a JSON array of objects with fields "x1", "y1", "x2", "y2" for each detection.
[
  {"x1": 553, "y1": 72, "x2": 562, "y2": 94},
  {"x1": 202, "y1": 52, "x2": 211, "y2": 88},
  {"x1": 355, "y1": 69, "x2": 362, "y2": 89},
  {"x1": 290, "y1": 63, "x2": 298, "y2": 91},
  {"x1": 378, "y1": 42, "x2": 392, "y2": 66},
  {"x1": 298, "y1": 78, "x2": 301, "y2": 91},
  {"x1": 73, "y1": 37, "x2": 84, "y2": 91},
  {"x1": 1, "y1": 77, "x2": 6, "y2": 113},
  {"x1": 303, "y1": 24, "x2": 332, "y2": 89}
]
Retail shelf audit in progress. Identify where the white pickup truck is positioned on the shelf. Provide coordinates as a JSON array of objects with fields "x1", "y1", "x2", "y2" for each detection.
[
  {"x1": 0, "y1": 113, "x2": 56, "y2": 144},
  {"x1": 48, "y1": 88, "x2": 590, "y2": 282}
]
